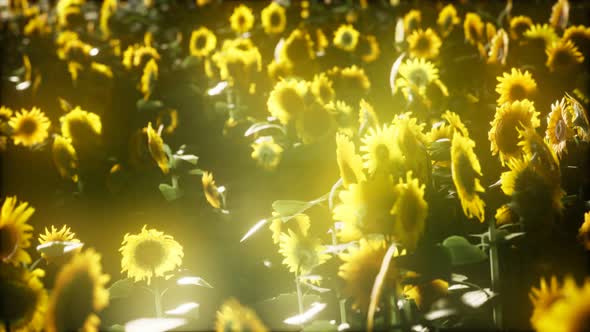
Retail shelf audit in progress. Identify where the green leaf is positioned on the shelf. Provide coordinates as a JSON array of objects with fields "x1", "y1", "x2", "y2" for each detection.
[
  {"x1": 272, "y1": 200, "x2": 310, "y2": 217},
  {"x1": 244, "y1": 122, "x2": 286, "y2": 137},
  {"x1": 302, "y1": 320, "x2": 337, "y2": 332},
  {"x1": 442, "y1": 236, "x2": 487, "y2": 265},
  {"x1": 106, "y1": 325, "x2": 125, "y2": 332},
  {"x1": 174, "y1": 154, "x2": 199, "y2": 165},
  {"x1": 159, "y1": 183, "x2": 183, "y2": 201},
  {"x1": 108, "y1": 279, "x2": 134, "y2": 300}
]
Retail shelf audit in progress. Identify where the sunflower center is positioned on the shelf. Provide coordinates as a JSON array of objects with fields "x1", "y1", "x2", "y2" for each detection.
[
  {"x1": 53, "y1": 270, "x2": 96, "y2": 331},
  {"x1": 508, "y1": 83, "x2": 527, "y2": 102},
  {"x1": 300, "y1": 103, "x2": 331, "y2": 139},
  {"x1": 513, "y1": 23, "x2": 529, "y2": 39},
  {"x1": 553, "y1": 48, "x2": 574, "y2": 68},
  {"x1": 408, "y1": 68, "x2": 428, "y2": 87},
  {"x1": 0, "y1": 225, "x2": 19, "y2": 261},
  {"x1": 195, "y1": 35, "x2": 207, "y2": 50},
  {"x1": 133, "y1": 240, "x2": 166, "y2": 270},
  {"x1": 415, "y1": 35, "x2": 431, "y2": 53},
  {"x1": 341, "y1": 161, "x2": 359, "y2": 185},
  {"x1": 0, "y1": 277, "x2": 37, "y2": 324},
  {"x1": 270, "y1": 12, "x2": 281, "y2": 27},
  {"x1": 375, "y1": 144, "x2": 390, "y2": 163},
  {"x1": 319, "y1": 84, "x2": 332, "y2": 103},
  {"x1": 341, "y1": 32, "x2": 353, "y2": 46},
  {"x1": 278, "y1": 88, "x2": 305, "y2": 116},
  {"x1": 237, "y1": 14, "x2": 246, "y2": 27},
  {"x1": 554, "y1": 118, "x2": 567, "y2": 141},
  {"x1": 468, "y1": 24, "x2": 480, "y2": 41},
  {"x1": 19, "y1": 117, "x2": 38, "y2": 136},
  {"x1": 495, "y1": 113, "x2": 525, "y2": 155},
  {"x1": 285, "y1": 37, "x2": 311, "y2": 63},
  {"x1": 257, "y1": 145, "x2": 277, "y2": 165},
  {"x1": 455, "y1": 152, "x2": 477, "y2": 195}
]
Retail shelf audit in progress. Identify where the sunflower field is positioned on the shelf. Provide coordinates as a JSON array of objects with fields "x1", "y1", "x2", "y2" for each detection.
[{"x1": 1, "y1": 0, "x2": 590, "y2": 331}]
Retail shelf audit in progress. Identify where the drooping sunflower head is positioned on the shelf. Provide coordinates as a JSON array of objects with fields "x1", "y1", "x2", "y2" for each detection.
[
  {"x1": 549, "y1": 0, "x2": 570, "y2": 30},
  {"x1": 565, "y1": 92, "x2": 590, "y2": 142},
  {"x1": 509, "y1": 15, "x2": 533, "y2": 40},
  {"x1": 487, "y1": 29, "x2": 509, "y2": 65},
  {"x1": 546, "y1": 98, "x2": 575, "y2": 157},
  {"x1": 336, "y1": 133, "x2": 366, "y2": 187},
  {"x1": 140, "y1": 58, "x2": 158, "y2": 100},
  {"x1": 563, "y1": 25, "x2": 590, "y2": 55},
  {"x1": 267, "y1": 78, "x2": 308, "y2": 125},
  {"x1": 518, "y1": 126, "x2": 560, "y2": 181},
  {"x1": 545, "y1": 39, "x2": 584, "y2": 72},
  {"x1": 269, "y1": 213, "x2": 310, "y2": 245},
  {"x1": 391, "y1": 113, "x2": 430, "y2": 184},
  {"x1": 464, "y1": 12, "x2": 484, "y2": 46},
  {"x1": 407, "y1": 28, "x2": 442, "y2": 60},
  {"x1": 215, "y1": 298, "x2": 268, "y2": 332},
  {"x1": 390, "y1": 171, "x2": 428, "y2": 251},
  {"x1": 261, "y1": 2, "x2": 286, "y2": 35},
  {"x1": 396, "y1": 57, "x2": 439, "y2": 96},
  {"x1": 60, "y1": 106, "x2": 102, "y2": 146},
  {"x1": 337, "y1": 65, "x2": 371, "y2": 96},
  {"x1": 280, "y1": 29, "x2": 315, "y2": 65},
  {"x1": 333, "y1": 24, "x2": 360, "y2": 52},
  {"x1": 403, "y1": 9, "x2": 421, "y2": 33},
  {"x1": 202, "y1": 171, "x2": 222, "y2": 209},
  {"x1": 295, "y1": 101, "x2": 336, "y2": 144},
  {"x1": 0, "y1": 196, "x2": 35, "y2": 266},
  {"x1": 278, "y1": 229, "x2": 330, "y2": 275},
  {"x1": 495, "y1": 204, "x2": 518, "y2": 226},
  {"x1": 9, "y1": 107, "x2": 51, "y2": 147},
  {"x1": 145, "y1": 122, "x2": 169, "y2": 174},
  {"x1": 310, "y1": 73, "x2": 335, "y2": 104},
  {"x1": 495, "y1": 68, "x2": 537, "y2": 105},
  {"x1": 524, "y1": 24, "x2": 559, "y2": 49},
  {"x1": 451, "y1": 133, "x2": 485, "y2": 222},
  {"x1": 578, "y1": 212, "x2": 590, "y2": 250},
  {"x1": 489, "y1": 99, "x2": 540, "y2": 166},
  {"x1": 45, "y1": 249, "x2": 110, "y2": 332},
  {"x1": 189, "y1": 27, "x2": 217, "y2": 58},
  {"x1": 229, "y1": 4, "x2": 254, "y2": 35},
  {"x1": 437, "y1": 4, "x2": 460, "y2": 37},
  {"x1": 529, "y1": 275, "x2": 577, "y2": 330},
  {"x1": 360, "y1": 124, "x2": 402, "y2": 175},
  {"x1": 120, "y1": 225, "x2": 184, "y2": 284},
  {"x1": 251, "y1": 136, "x2": 283, "y2": 171},
  {"x1": 357, "y1": 35, "x2": 380, "y2": 63},
  {"x1": 0, "y1": 264, "x2": 47, "y2": 331},
  {"x1": 156, "y1": 109, "x2": 178, "y2": 135}
]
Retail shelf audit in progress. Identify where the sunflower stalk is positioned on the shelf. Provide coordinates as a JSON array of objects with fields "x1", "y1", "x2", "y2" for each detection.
[
  {"x1": 488, "y1": 216, "x2": 503, "y2": 328},
  {"x1": 153, "y1": 281, "x2": 163, "y2": 318},
  {"x1": 295, "y1": 271, "x2": 304, "y2": 322}
]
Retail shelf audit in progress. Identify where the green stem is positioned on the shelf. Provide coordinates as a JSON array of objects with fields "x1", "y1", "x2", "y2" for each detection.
[
  {"x1": 488, "y1": 218, "x2": 503, "y2": 328},
  {"x1": 4, "y1": 320, "x2": 10, "y2": 332},
  {"x1": 295, "y1": 272, "x2": 304, "y2": 317},
  {"x1": 330, "y1": 222, "x2": 347, "y2": 327},
  {"x1": 153, "y1": 282, "x2": 163, "y2": 318},
  {"x1": 28, "y1": 257, "x2": 42, "y2": 271}
]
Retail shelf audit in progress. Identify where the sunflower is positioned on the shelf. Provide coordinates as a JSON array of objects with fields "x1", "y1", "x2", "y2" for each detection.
[
  {"x1": 450, "y1": 133, "x2": 486, "y2": 222},
  {"x1": 333, "y1": 24, "x2": 360, "y2": 52},
  {"x1": 57, "y1": 38, "x2": 92, "y2": 62},
  {"x1": 60, "y1": 106, "x2": 102, "y2": 143},
  {"x1": 251, "y1": 136, "x2": 283, "y2": 171},
  {"x1": 407, "y1": 28, "x2": 442, "y2": 59},
  {"x1": 339, "y1": 238, "x2": 403, "y2": 312},
  {"x1": 495, "y1": 68, "x2": 537, "y2": 105},
  {"x1": 126, "y1": 45, "x2": 160, "y2": 70},
  {"x1": 9, "y1": 107, "x2": 50, "y2": 147},
  {"x1": 403, "y1": 9, "x2": 421, "y2": 33},
  {"x1": 360, "y1": 124, "x2": 401, "y2": 175},
  {"x1": 339, "y1": 65, "x2": 371, "y2": 93},
  {"x1": 51, "y1": 135, "x2": 78, "y2": 183},
  {"x1": 90, "y1": 62, "x2": 113, "y2": 78},
  {"x1": 189, "y1": 27, "x2": 217, "y2": 58},
  {"x1": 266, "y1": 59, "x2": 293, "y2": 82},
  {"x1": 529, "y1": 276, "x2": 577, "y2": 330},
  {"x1": 334, "y1": 133, "x2": 364, "y2": 184},
  {"x1": 295, "y1": 102, "x2": 335, "y2": 144},
  {"x1": 536, "y1": 280, "x2": 590, "y2": 332},
  {"x1": 38, "y1": 225, "x2": 80, "y2": 250},
  {"x1": 577, "y1": 212, "x2": 590, "y2": 250},
  {"x1": 524, "y1": 24, "x2": 559, "y2": 48},
  {"x1": 464, "y1": 12, "x2": 484, "y2": 46},
  {"x1": 333, "y1": 173, "x2": 397, "y2": 241},
  {"x1": 45, "y1": 249, "x2": 109, "y2": 332},
  {"x1": 357, "y1": 35, "x2": 380, "y2": 63},
  {"x1": 545, "y1": 39, "x2": 584, "y2": 72},
  {"x1": 315, "y1": 28, "x2": 330, "y2": 54},
  {"x1": 487, "y1": 29, "x2": 509, "y2": 65},
  {"x1": 546, "y1": 98, "x2": 574, "y2": 157},
  {"x1": 310, "y1": 73, "x2": 334, "y2": 104},
  {"x1": 278, "y1": 229, "x2": 329, "y2": 275},
  {"x1": 359, "y1": 99, "x2": 379, "y2": 132},
  {"x1": 24, "y1": 13, "x2": 51, "y2": 36},
  {"x1": 390, "y1": 172, "x2": 427, "y2": 251},
  {"x1": 403, "y1": 278, "x2": 449, "y2": 310},
  {"x1": 437, "y1": 4, "x2": 460, "y2": 37},
  {"x1": 563, "y1": 25, "x2": 590, "y2": 55},
  {"x1": 215, "y1": 298, "x2": 268, "y2": 332},
  {"x1": 280, "y1": 29, "x2": 315, "y2": 65},
  {"x1": 269, "y1": 213, "x2": 310, "y2": 245},
  {"x1": 565, "y1": 92, "x2": 590, "y2": 142},
  {"x1": 120, "y1": 225, "x2": 184, "y2": 284},
  {"x1": 140, "y1": 58, "x2": 158, "y2": 100},
  {"x1": 392, "y1": 113, "x2": 430, "y2": 184},
  {"x1": 489, "y1": 99, "x2": 540, "y2": 166},
  {"x1": 261, "y1": 2, "x2": 286, "y2": 35},
  {"x1": 549, "y1": 0, "x2": 570, "y2": 30},
  {"x1": 495, "y1": 204, "x2": 518, "y2": 225},
  {"x1": 229, "y1": 4, "x2": 254, "y2": 35},
  {"x1": 146, "y1": 122, "x2": 169, "y2": 174},
  {"x1": 212, "y1": 39, "x2": 262, "y2": 89},
  {"x1": 0, "y1": 264, "x2": 47, "y2": 332},
  {"x1": 0, "y1": 196, "x2": 35, "y2": 266},
  {"x1": 267, "y1": 79, "x2": 308, "y2": 125},
  {"x1": 99, "y1": 0, "x2": 116, "y2": 39},
  {"x1": 509, "y1": 15, "x2": 533, "y2": 40},
  {"x1": 202, "y1": 171, "x2": 222, "y2": 209},
  {"x1": 395, "y1": 58, "x2": 439, "y2": 97}
]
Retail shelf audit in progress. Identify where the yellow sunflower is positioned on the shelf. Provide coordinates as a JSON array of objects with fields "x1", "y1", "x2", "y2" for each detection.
[
  {"x1": 99, "y1": 0, "x2": 116, "y2": 39},
  {"x1": 120, "y1": 225, "x2": 184, "y2": 284},
  {"x1": 9, "y1": 107, "x2": 50, "y2": 147},
  {"x1": 451, "y1": 133, "x2": 486, "y2": 222},
  {"x1": 0, "y1": 196, "x2": 35, "y2": 266},
  {"x1": 310, "y1": 73, "x2": 334, "y2": 104},
  {"x1": 358, "y1": 35, "x2": 380, "y2": 63},
  {"x1": 229, "y1": 4, "x2": 254, "y2": 35},
  {"x1": 0, "y1": 264, "x2": 47, "y2": 332},
  {"x1": 280, "y1": 29, "x2": 315, "y2": 65},
  {"x1": 212, "y1": 39, "x2": 262, "y2": 89},
  {"x1": 52, "y1": 135, "x2": 78, "y2": 183},
  {"x1": 529, "y1": 275, "x2": 577, "y2": 330},
  {"x1": 251, "y1": 136, "x2": 283, "y2": 171},
  {"x1": 545, "y1": 39, "x2": 584, "y2": 72},
  {"x1": 403, "y1": 278, "x2": 449, "y2": 310},
  {"x1": 267, "y1": 79, "x2": 308, "y2": 125},
  {"x1": 339, "y1": 238, "x2": 403, "y2": 312},
  {"x1": 495, "y1": 68, "x2": 537, "y2": 105},
  {"x1": 339, "y1": 65, "x2": 371, "y2": 93},
  {"x1": 333, "y1": 24, "x2": 360, "y2": 52},
  {"x1": 140, "y1": 58, "x2": 158, "y2": 100},
  {"x1": 45, "y1": 249, "x2": 110, "y2": 332},
  {"x1": 549, "y1": 0, "x2": 570, "y2": 30},
  {"x1": 487, "y1": 29, "x2": 509, "y2": 65},
  {"x1": 202, "y1": 171, "x2": 222, "y2": 209},
  {"x1": 563, "y1": 25, "x2": 590, "y2": 52},
  {"x1": 360, "y1": 124, "x2": 401, "y2": 175},
  {"x1": 495, "y1": 204, "x2": 518, "y2": 225},
  {"x1": 403, "y1": 9, "x2": 421, "y2": 33},
  {"x1": 546, "y1": 98, "x2": 574, "y2": 157},
  {"x1": 392, "y1": 113, "x2": 430, "y2": 184},
  {"x1": 278, "y1": 229, "x2": 330, "y2": 275},
  {"x1": 60, "y1": 106, "x2": 102, "y2": 142},
  {"x1": 90, "y1": 62, "x2": 113, "y2": 78},
  {"x1": 315, "y1": 28, "x2": 330, "y2": 54},
  {"x1": 38, "y1": 225, "x2": 79, "y2": 246},
  {"x1": 577, "y1": 212, "x2": 590, "y2": 250},
  {"x1": 333, "y1": 173, "x2": 397, "y2": 241},
  {"x1": 156, "y1": 109, "x2": 178, "y2": 135},
  {"x1": 407, "y1": 28, "x2": 442, "y2": 59},
  {"x1": 146, "y1": 122, "x2": 169, "y2": 174},
  {"x1": 464, "y1": 12, "x2": 484, "y2": 46},
  {"x1": 524, "y1": 24, "x2": 559, "y2": 48},
  {"x1": 390, "y1": 172, "x2": 427, "y2": 251},
  {"x1": 328, "y1": 100, "x2": 356, "y2": 136},
  {"x1": 189, "y1": 27, "x2": 217, "y2": 58},
  {"x1": 565, "y1": 93, "x2": 590, "y2": 142},
  {"x1": 395, "y1": 58, "x2": 439, "y2": 97},
  {"x1": 437, "y1": 4, "x2": 460, "y2": 37},
  {"x1": 535, "y1": 279, "x2": 590, "y2": 332},
  {"x1": 509, "y1": 15, "x2": 533, "y2": 40},
  {"x1": 261, "y1": 2, "x2": 286, "y2": 35},
  {"x1": 489, "y1": 99, "x2": 540, "y2": 166},
  {"x1": 269, "y1": 213, "x2": 310, "y2": 245},
  {"x1": 295, "y1": 101, "x2": 335, "y2": 144},
  {"x1": 336, "y1": 133, "x2": 366, "y2": 187},
  {"x1": 215, "y1": 298, "x2": 268, "y2": 332},
  {"x1": 266, "y1": 59, "x2": 293, "y2": 82}
]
